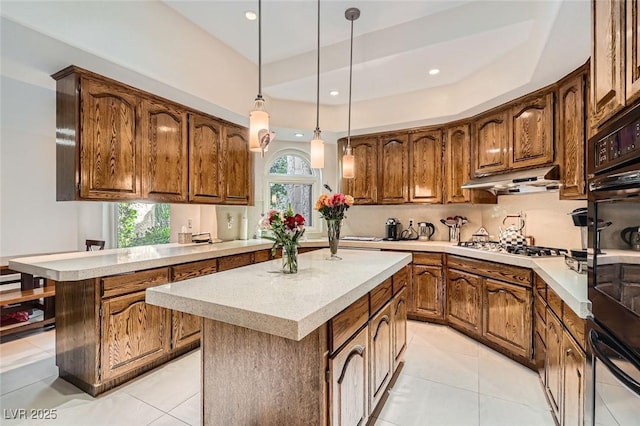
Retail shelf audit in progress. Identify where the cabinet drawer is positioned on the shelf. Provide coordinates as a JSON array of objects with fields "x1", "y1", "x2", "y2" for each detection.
[
  {"x1": 218, "y1": 253, "x2": 253, "y2": 271},
  {"x1": 330, "y1": 294, "x2": 369, "y2": 353},
  {"x1": 447, "y1": 255, "x2": 532, "y2": 287},
  {"x1": 253, "y1": 249, "x2": 272, "y2": 264},
  {"x1": 392, "y1": 266, "x2": 409, "y2": 295},
  {"x1": 621, "y1": 264, "x2": 640, "y2": 282},
  {"x1": 171, "y1": 259, "x2": 218, "y2": 282},
  {"x1": 563, "y1": 306, "x2": 586, "y2": 351},
  {"x1": 413, "y1": 252, "x2": 443, "y2": 266},
  {"x1": 102, "y1": 267, "x2": 170, "y2": 298},
  {"x1": 547, "y1": 287, "x2": 563, "y2": 319},
  {"x1": 370, "y1": 278, "x2": 393, "y2": 315}
]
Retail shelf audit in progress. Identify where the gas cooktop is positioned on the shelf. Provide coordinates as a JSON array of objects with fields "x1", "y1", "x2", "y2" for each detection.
[{"x1": 458, "y1": 241, "x2": 568, "y2": 257}]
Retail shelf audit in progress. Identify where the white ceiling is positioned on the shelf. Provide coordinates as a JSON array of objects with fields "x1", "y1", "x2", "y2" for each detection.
[
  {"x1": 0, "y1": 0, "x2": 590, "y2": 135},
  {"x1": 164, "y1": 0, "x2": 590, "y2": 106}
]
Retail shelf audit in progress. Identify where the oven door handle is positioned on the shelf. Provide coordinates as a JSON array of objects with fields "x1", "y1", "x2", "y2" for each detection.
[{"x1": 589, "y1": 329, "x2": 640, "y2": 396}]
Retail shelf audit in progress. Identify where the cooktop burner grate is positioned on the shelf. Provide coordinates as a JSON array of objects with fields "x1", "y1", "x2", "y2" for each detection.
[{"x1": 458, "y1": 241, "x2": 568, "y2": 257}]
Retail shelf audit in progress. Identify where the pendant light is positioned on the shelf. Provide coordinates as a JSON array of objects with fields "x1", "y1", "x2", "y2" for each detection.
[
  {"x1": 342, "y1": 7, "x2": 359, "y2": 179},
  {"x1": 309, "y1": 0, "x2": 324, "y2": 169},
  {"x1": 249, "y1": 0, "x2": 274, "y2": 156}
]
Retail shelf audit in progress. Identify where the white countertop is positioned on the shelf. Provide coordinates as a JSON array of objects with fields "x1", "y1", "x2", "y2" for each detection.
[
  {"x1": 146, "y1": 249, "x2": 411, "y2": 341},
  {"x1": 7, "y1": 238, "x2": 590, "y2": 318},
  {"x1": 591, "y1": 249, "x2": 640, "y2": 265}
]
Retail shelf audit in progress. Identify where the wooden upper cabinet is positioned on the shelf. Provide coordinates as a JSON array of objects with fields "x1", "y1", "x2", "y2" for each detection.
[
  {"x1": 558, "y1": 72, "x2": 587, "y2": 200},
  {"x1": 379, "y1": 133, "x2": 409, "y2": 204},
  {"x1": 79, "y1": 77, "x2": 141, "y2": 200},
  {"x1": 627, "y1": 0, "x2": 640, "y2": 103},
  {"x1": 343, "y1": 136, "x2": 378, "y2": 205},
  {"x1": 444, "y1": 124, "x2": 470, "y2": 203},
  {"x1": 189, "y1": 113, "x2": 223, "y2": 203},
  {"x1": 409, "y1": 129, "x2": 442, "y2": 203},
  {"x1": 509, "y1": 93, "x2": 554, "y2": 169},
  {"x1": 473, "y1": 110, "x2": 509, "y2": 176},
  {"x1": 222, "y1": 124, "x2": 252, "y2": 205},
  {"x1": 591, "y1": 0, "x2": 625, "y2": 130},
  {"x1": 141, "y1": 99, "x2": 188, "y2": 202}
]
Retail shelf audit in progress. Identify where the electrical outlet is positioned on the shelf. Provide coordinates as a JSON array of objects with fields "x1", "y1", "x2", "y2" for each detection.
[
  {"x1": 227, "y1": 222, "x2": 232, "y2": 229},
  {"x1": 409, "y1": 218, "x2": 414, "y2": 226},
  {"x1": 187, "y1": 218, "x2": 192, "y2": 229}
]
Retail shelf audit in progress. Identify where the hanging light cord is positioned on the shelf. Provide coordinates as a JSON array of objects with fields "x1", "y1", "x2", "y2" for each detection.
[
  {"x1": 257, "y1": 0, "x2": 263, "y2": 101},
  {"x1": 346, "y1": 11, "x2": 354, "y2": 147},
  {"x1": 315, "y1": 0, "x2": 320, "y2": 133}
]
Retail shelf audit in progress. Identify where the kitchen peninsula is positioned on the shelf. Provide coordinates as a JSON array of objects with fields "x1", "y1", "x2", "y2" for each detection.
[{"x1": 147, "y1": 249, "x2": 411, "y2": 425}]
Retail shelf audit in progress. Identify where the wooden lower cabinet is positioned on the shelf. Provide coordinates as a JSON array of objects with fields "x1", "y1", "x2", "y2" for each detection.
[
  {"x1": 172, "y1": 311, "x2": 201, "y2": 349},
  {"x1": 330, "y1": 325, "x2": 369, "y2": 426},
  {"x1": 412, "y1": 264, "x2": 444, "y2": 320},
  {"x1": 369, "y1": 302, "x2": 393, "y2": 413},
  {"x1": 392, "y1": 286, "x2": 408, "y2": 368},
  {"x1": 446, "y1": 269, "x2": 482, "y2": 335},
  {"x1": 100, "y1": 290, "x2": 171, "y2": 380},
  {"x1": 545, "y1": 309, "x2": 563, "y2": 420},
  {"x1": 482, "y1": 279, "x2": 532, "y2": 359},
  {"x1": 562, "y1": 331, "x2": 585, "y2": 426}
]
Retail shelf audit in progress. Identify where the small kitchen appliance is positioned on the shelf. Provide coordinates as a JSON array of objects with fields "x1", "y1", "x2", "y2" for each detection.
[
  {"x1": 565, "y1": 207, "x2": 588, "y2": 273},
  {"x1": 417, "y1": 222, "x2": 435, "y2": 241},
  {"x1": 384, "y1": 218, "x2": 402, "y2": 241},
  {"x1": 621, "y1": 226, "x2": 640, "y2": 251}
]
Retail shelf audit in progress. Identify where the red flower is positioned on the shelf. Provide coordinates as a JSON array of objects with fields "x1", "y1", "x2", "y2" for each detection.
[{"x1": 294, "y1": 214, "x2": 305, "y2": 226}]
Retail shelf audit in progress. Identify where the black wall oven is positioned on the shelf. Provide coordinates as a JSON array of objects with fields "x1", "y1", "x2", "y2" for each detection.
[{"x1": 587, "y1": 102, "x2": 640, "y2": 426}]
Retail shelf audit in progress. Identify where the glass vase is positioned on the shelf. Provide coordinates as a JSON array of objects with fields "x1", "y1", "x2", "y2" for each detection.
[
  {"x1": 282, "y1": 245, "x2": 298, "y2": 274},
  {"x1": 326, "y1": 219, "x2": 342, "y2": 260}
]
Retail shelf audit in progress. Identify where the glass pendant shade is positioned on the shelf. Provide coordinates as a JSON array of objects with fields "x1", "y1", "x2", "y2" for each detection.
[
  {"x1": 310, "y1": 130, "x2": 324, "y2": 168},
  {"x1": 342, "y1": 145, "x2": 355, "y2": 178},
  {"x1": 249, "y1": 98, "x2": 269, "y2": 153}
]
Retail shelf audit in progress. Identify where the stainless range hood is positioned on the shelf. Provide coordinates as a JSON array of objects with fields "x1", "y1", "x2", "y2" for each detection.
[{"x1": 461, "y1": 165, "x2": 560, "y2": 195}]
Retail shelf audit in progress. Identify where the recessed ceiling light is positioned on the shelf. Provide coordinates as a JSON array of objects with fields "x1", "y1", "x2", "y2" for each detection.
[
  {"x1": 245, "y1": 10, "x2": 257, "y2": 20},
  {"x1": 429, "y1": 68, "x2": 440, "y2": 75},
  {"x1": 329, "y1": 90, "x2": 339, "y2": 96},
  {"x1": 295, "y1": 133, "x2": 304, "y2": 137}
]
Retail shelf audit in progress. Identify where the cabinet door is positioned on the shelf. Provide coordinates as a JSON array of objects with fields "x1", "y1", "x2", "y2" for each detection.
[
  {"x1": 392, "y1": 286, "x2": 408, "y2": 369},
  {"x1": 591, "y1": 0, "x2": 625, "y2": 130},
  {"x1": 80, "y1": 77, "x2": 141, "y2": 200},
  {"x1": 545, "y1": 309, "x2": 563, "y2": 420},
  {"x1": 482, "y1": 279, "x2": 532, "y2": 359},
  {"x1": 342, "y1": 137, "x2": 378, "y2": 205},
  {"x1": 379, "y1": 133, "x2": 409, "y2": 204},
  {"x1": 100, "y1": 291, "x2": 171, "y2": 380},
  {"x1": 369, "y1": 303, "x2": 393, "y2": 413},
  {"x1": 141, "y1": 99, "x2": 188, "y2": 202},
  {"x1": 558, "y1": 73, "x2": 587, "y2": 200},
  {"x1": 189, "y1": 113, "x2": 223, "y2": 203},
  {"x1": 445, "y1": 125, "x2": 471, "y2": 204},
  {"x1": 409, "y1": 130, "x2": 442, "y2": 203},
  {"x1": 446, "y1": 269, "x2": 481, "y2": 335},
  {"x1": 627, "y1": 0, "x2": 640, "y2": 102},
  {"x1": 510, "y1": 93, "x2": 554, "y2": 169},
  {"x1": 412, "y1": 264, "x2": 444, "y2": 320},
  {"x1": 223, "y1": 124, "x2": 252, "y2": 205},
  {"x1": 473, "y1": 110, "x2": 509, "y2": 176},
  {"x1": 330, "y1": 326, "x2": 368, "y2": 426},
  {"x1": 172, "y1": 311, "x2": 201, "y2": 349},
  {"x1": 562, "y1": 331, "x2": 585, "y2": 426}
]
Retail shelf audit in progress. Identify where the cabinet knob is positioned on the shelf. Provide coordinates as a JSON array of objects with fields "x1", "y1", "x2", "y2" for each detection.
[{"x1": 566, "y1": 348, "x2": 572, "y2": 355}]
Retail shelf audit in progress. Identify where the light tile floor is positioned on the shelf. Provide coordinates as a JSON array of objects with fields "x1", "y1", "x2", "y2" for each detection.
[{"x1": 0, "y1": 321, "x2": 555, "y2": 425}]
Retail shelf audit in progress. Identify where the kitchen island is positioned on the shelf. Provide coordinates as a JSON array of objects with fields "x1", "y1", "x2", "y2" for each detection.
[{"x1": 146, "y1": 249, "x2": 412, "y2": 426}]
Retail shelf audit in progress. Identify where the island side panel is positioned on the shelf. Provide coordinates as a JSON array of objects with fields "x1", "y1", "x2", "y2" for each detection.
[
  {"x1": 55, "y1": 278, "x2": 101, "y2": 394},
  {"x1": 202, "y1": 318, "x2": 329, "y2": 426}
]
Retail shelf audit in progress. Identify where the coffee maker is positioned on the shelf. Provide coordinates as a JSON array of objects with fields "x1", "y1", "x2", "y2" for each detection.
[{"x1": 384, "y1": 218, "x2": 402, "y2": 241}]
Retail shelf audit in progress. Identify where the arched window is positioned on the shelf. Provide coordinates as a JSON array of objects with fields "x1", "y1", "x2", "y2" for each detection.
[{"x1": 265, "y1": 150, "x2": 322, "y2": 233}]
